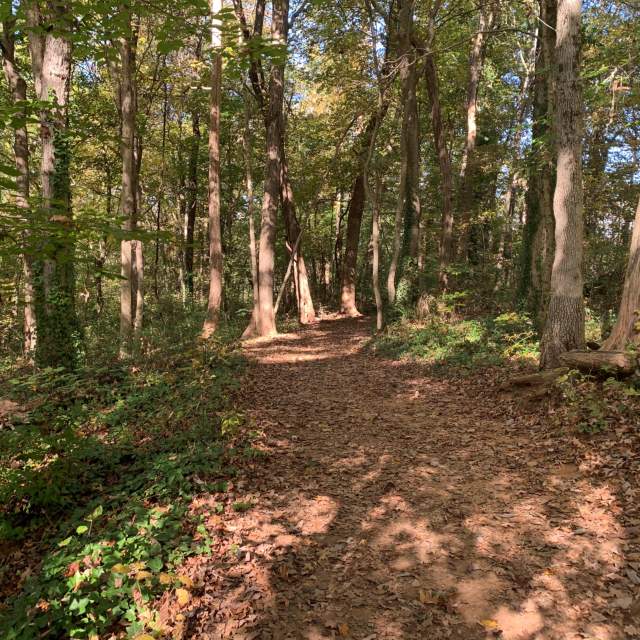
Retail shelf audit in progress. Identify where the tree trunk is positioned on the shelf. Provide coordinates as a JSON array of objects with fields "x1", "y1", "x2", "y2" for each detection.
[
  {"x1": 280, "y1": 144, "x2": 316, "y2": 324},
  {"x1": 184, "y1": 110, "x2": 201, "y2": 298},
  {"x1": 1, "y1": 16, "x2": 36, "y2": 357},
  {"x1": 494, "y1": 39, "x2": 537, "y2": 291},
  {"x1": 388, "y1": 0, "x2": 421, "y2": 304},
  {"x1": 540, "y1": 0, "x2": 585, "y2": 369},
  {"x1": 247, "y1": 0, "x2": 288, "y2": 336},
  {"x1": 133, "y1": 239, "x2": 144, "y2": 338},
  {"x1": 398, "y1": 0, "x2": 421, "y2": 260},
  {"x1": 424, "y1": 9, "x2": 454, "y2": 290},
  {"x1": 242, "y1": 92, "x2": 260, "y2": 338},
  {"x1": 371, "y1": 174, "x2": 384, "y2": 331},
  {"x1": 341, "y1": 106, "x2": 388, "y2": 315},
  {"x1": 117, "y1": 11, "x2": 138, "y2": 358},
  {"x1": 27, "y1": 0, "x2": 78, "y2": 369},
  {"x1": 387, "y1": 134, "x2": 407, "y2": 305},
  {"x1": 457, "y1": 2, "x2": 497, "y2": 262},
  {"x1": 202, "y1": 0, "x2": 224, "y2": 338},
  {"x1": 603, "y1": 195, "x2": 640, "y2": 349},
  {"x1": 521, "y1": 0, "x2": 556, "y2": 331}
]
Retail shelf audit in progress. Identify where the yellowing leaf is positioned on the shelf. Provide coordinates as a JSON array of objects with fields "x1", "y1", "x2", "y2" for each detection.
[
  {"x1": 130, "y1": 562, "x2": 146, "y2": 571},
  {"x1": 133, "y1": 635, "x2": 155, "y2": 640},
  {"x1": 176, "y1": 588, "x2": 190, "y2": 607},
  {"x1": 159, "y1": 572, "x2": 173, "y2": 585},
  {"x1": 111, "y1": 563, "x2": 129, "y2": 574},
  {"x1": 135, "y1": 571, "x2": 153, "y2": 581},
  {"x1": 479, "y1": 619, "x2": 499, "y2": 630},
  {"x1": 177, "y1": 575, "x2": 194, "y2": 588}
]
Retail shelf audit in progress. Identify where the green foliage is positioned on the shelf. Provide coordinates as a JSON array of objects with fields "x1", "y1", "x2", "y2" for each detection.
[
  {"x1": 372, "y1": 310, "x2": 538, "y2": 373},
  {"x1": 556, "y1": 371, "x2": 640, "y2": 434},
  {"x1": 0, "y1": 307, "x2": 245, "y2": 639}
]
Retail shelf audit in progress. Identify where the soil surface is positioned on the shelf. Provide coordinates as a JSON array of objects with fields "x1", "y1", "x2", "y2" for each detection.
[{"x1": 171, "y1": 316, "x2": 639, "y2": 640}]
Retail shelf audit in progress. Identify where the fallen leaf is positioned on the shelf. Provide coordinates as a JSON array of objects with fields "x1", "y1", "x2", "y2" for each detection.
[
  {"x1": 479, "y1": 619, "x2": 500, "y2": 631},
  {"x1": 135, "y1": 571, "x2": 153, "y2": 581},
  {"x1": 338, "y1": 623, "x2": 350, "y2": 636},
  {"x1": 176, "y1": 588, "x2": 190, "y2": 607},
  {"x1": 111, "y1": 563, "x2": 128, "y2": 574}
]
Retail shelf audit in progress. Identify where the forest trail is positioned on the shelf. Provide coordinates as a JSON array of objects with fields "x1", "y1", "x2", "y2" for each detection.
[{"x1": 178, "y1": 316, "x2": 636, "y2": 640}]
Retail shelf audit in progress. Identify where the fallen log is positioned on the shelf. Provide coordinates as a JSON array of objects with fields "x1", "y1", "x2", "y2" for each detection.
[
  {"x1": 558, "y1": 350, "x2": 638, "y2": 376},
  {"x1": 500, "y1": 367, "x2": 568, "y2": 390}
]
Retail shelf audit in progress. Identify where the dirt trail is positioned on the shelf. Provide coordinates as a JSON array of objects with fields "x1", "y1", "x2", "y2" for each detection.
[{"x1": 178, "y1": 316, "x2": 637, "y2": 640}]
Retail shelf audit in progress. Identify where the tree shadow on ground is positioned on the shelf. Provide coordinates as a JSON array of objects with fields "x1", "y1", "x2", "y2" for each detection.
[{"x1": 174, "y1": 317, "x2": 637, "y2": 640}]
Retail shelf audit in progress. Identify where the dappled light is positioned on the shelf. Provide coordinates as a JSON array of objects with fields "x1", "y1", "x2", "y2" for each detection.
[{"x1": 147, "y1": 316, "x2": 639, "y2": 640}]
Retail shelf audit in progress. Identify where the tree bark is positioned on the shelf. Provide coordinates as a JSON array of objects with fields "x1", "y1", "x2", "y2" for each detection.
[
  {"x1": 250, "y1": 0, "x2": 288, "y2": 336},
  {"x1": 341, "y1": 105, "x2": 389, "y2": 316},
  {"x1": 398, "y1": 0, "x2": 421, "y2": 260},
  {"x1": 27, "y1": 0, "x2": 78, "y2": 368},
  {"x1": 457, "y1": 2, "x2": 497, "y2": 262},
  {"x1": 242, "y1": 92, "x2": 260, "y2": 338},
  {"x1": 540, "y1": 0, "x2": 585, "y2": 369},
  {"x1": 1, "y1": 15, "x2": 36, "y2": 357},
  {"x1": 521, "y1": 0, "x2": 556, "y2": 331},
  {"x1": 388, "y1": 0, "x2": 421, "y2": 304},
  {"x1": 117, "y1": 10, "x2": 138, "y2": 357},
  {"x1": 203, "y1": 0, "x2": 224, "y2": 338},
  {"x1": 559, "y1": 350, "x2": 637, "y2": 376},
  {"x1": 603, "y1": 195, "x2": 640, "y2": 349},
  {"x1": 280, "y1": 144, "x2": 316, "y2": 324},
  {"x1": 371, "y1": 174, "x2": 383, "y2": 331},
  {"x1": 184, "y1": 109, "x2": 201, "y2": 299},
  {"x1": 424, "y1": 7, "x2": 454, "y2": 290}
]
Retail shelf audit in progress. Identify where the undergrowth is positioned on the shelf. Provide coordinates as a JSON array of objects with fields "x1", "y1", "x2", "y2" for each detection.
[
  {"x1": 0, "y1": 300, "x2": 247, "y2": 639},
  {"x1": 372, "y1": 311, "x2": 539, "y2": 373}
]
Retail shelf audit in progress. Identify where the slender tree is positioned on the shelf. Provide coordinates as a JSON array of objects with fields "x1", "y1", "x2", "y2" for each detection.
[
  {"x1": 117, "y1": 6, "x2": 139, "y2": 357},
  {"x1": 424, "y1": 2, "x2": 454, "y2": 290},
  {"x1": 457, "y1": 1, "x2": 498, "y2": 262},
  {"x1": 203, "y1": 0, "x2": 224, "y2": 337},
  {"x1": 1, "y1": 11, "x2": 36, "y2": 356}
]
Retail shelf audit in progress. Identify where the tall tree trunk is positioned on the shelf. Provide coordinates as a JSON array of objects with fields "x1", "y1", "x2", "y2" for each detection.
[
  {"x1": 247, "y1": 0, "x2": 288, "y2": 336},
  {"x1": 457, "y1": 2, "x2": 496, "y2": 262},
  {"x1": 1, "y1": 15, "x2": 36, "y2": 357},
  {"x1": 520, "y1": 0, "x2": 556, "y2": 330},
  {"x1": 155, "y1": 76, "x2": 168, "y2": 300},
  {"x1": 371, "y1": 174, "x2": 383, "y2": 331},
  {"x1": 540, "y1": 0, "x2": 585, "y2": 369},
  {"x1": 388, "y1": 0, "x2": 421, "y2": 304},
  {"x1": 399, "y1": 0, "x2": 421, "y2": 261},
  {"x1": 27, "y1": 0, "x2": 78, "y2": 369},
  {"x1": 494, "y1": 38, "x2": 537, "y2": 290},
  {"x1": 424, "y1": 8, "x2": 454, "y2": 290},
  {"x1": 387, "y1": 133, "x2": 407, "y2": 305},
  {"x1": 603, "y1": 195, "x2": 640, "y2": 349},
  {"x1": 117, "y1": 10, "x2": 138, "y2": 357},
  {"x1": 203, "y1": 0, "x2": 224, "y2": 338},
  {"x1": 242, "y1": 92, "x2": 260, "y2": 338},
  {"x1": 341, "y1": 105, "x2": 389, "y2": 315},
  {"x1": 184, "y1": 110, "x2": 201, "y2": 298},
  {"x1": 280, "y1": 144, "x2": 316, "y2": 324}
]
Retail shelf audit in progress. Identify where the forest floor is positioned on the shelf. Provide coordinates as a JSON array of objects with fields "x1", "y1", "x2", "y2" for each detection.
[{"x1": 165, "y1": 315, "x2": 640, "y2": 640}]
